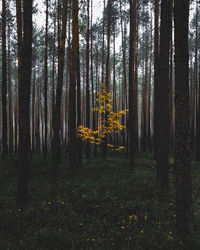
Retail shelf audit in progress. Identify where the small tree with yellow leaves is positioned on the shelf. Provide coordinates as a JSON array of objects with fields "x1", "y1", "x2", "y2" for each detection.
[{"x1": 77, "y1": 84, "x2": 129, "y2": 151}]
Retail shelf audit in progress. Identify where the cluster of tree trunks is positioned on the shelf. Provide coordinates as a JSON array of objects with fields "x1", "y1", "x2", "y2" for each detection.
[{"x1": 0, "y1": 0, "x2": 195, "y2": 243}]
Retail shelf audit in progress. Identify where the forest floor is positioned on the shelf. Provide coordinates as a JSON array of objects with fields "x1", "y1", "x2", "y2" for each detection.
[{"x1": 0, "y1": 152, "x2": 200, "y2": 250}]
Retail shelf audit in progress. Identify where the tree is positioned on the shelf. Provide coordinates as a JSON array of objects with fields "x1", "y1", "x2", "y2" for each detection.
[
  {"x1": 129, "y1": 0, "x2": 136, "y2": 169},
  {"x1": 8, "y1": 22, "x2": 13, "y2": 153},
  {"x1": 174, "y1": 0, "x2": 193, "y2": 243},
  {"x1": 86, "y1": 0, "x2": 90, "y2": 159},
  {"x1": 195, "y1": 3, "x2": 200, "y2": 161},
  {"x1": 77, "y1": 84, "x2": 128, "y2": 150},
  {"x1": 103, "y1": 0, "x2": 111, "y2": 160},
  {"x1": 43, "y1": 0, "x2": 48, "y2": 160},
  {"x1": 51, "y1": 0, "x2": 67, "y2": 177},
  {"x1": 17, "y1": 0, "x2": 33, "y2": 208},
  {"x1": 153, "y1": 0, "x2": 159, "y2": 157},
  {"x1": 156, "y1": 0, "x2": 171, "y2": 190},
  {"x1": 69, "y1": 0, "x2": 79, "y2": 175},
  {"x1": 1, "y1": 0, "x2": 8, "y2": 157}
]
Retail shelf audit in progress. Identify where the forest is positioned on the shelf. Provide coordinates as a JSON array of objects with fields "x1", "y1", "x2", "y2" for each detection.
[{"x1": 0, "y1": 0, "x2": 200, "y2": 249}]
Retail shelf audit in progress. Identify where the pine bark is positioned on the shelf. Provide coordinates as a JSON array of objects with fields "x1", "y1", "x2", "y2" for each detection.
[
  {"x1": 153, "y1": 0, "x2": 159, "y2": 156},
  {"x1": 103, "y1": 0, "x2": 111, "y2": 160},
  {"x1": 69, "y1": 0, "x2": 79, "y2": 175},
  {"x1": 43, "y1": 0, "x2": 48, "y2": 160},
  {"x1": 2, "y1": 0, "x2": 8, "y2": 157},
  {"x1": 156, "y1": 0, "x2": 171, "y2": 190},
  {"x1": 129, "y1": 0, "x2": 136, "y2": 169},
  {"x1": 8, "y1": 24, "x2": 13, "y2": 153},
  {"x1": 51, "y1": 0, "x2": 67, "y2": 177},
  {"x1": 174, "y1": 0, "x2": 193, "y2": 243},
  {"x1": 86, "y1": 0, "x2": 90, "y2": 159},
  {"x1": 17, "y1": 0, "x2": 33, "y2": 208}
]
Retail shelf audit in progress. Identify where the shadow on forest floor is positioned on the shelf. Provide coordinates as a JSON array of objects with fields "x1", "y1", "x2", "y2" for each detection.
[{"x1": 0, "y1": 152, "x2": 200, "y2": 249}]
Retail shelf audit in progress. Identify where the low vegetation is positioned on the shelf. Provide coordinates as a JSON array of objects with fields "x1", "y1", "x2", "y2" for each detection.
[{"x1": 1, "y1": 152, "x2": 200, "y2": 249}]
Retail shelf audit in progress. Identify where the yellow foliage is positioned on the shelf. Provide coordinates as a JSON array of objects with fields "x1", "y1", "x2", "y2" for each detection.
[{"x1": 77, "y1": 84, "x2": 129, "y2": 151}]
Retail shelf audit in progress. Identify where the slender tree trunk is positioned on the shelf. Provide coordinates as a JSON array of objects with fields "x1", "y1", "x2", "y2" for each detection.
[
  {"x1": 8, "y1": 24, "x2": 13, "y2": 153},
  {"x1": 103, "y1": 0, "x2": 111, "y2": 160},
  {"x1": 169, "y1": 0, "x2": 174, "y2": 151},
  {"x1": 32, "y1": 68, "x2": 36, "y2": 152},
  {"x1": 147, "y1": 27, "x2": 152, "y2": 153},
  {"x1": 113, "y1": 33, "x2": 116, "y2": 148},
  {"x1": 51, "y1": 0, "x2": 67, "y2": 178},
  {"x1": 141, "y1": 43, "x2": 148, "y2": 151},
  {"x1": 120, "y1": 0, "x2": 127, "y2": 148},
  {"x1": 196, "y1": 52, "x2": 200, "y2": 161},
  {"x1": 2, "y1": 0, "x2": 8, "y2": 157},
  {"x1": 69, "y1": 0, "x2": 79, "y2": 176},
  {"x1": 15, "y1": 79, "x2": 18, "y2": 152},
  {"x1": 153, "y1": 0, "x2": 159, "y2": 157},
  {"x1": 43, "y1": 0, "x2": 48, "y2": 160},
  {"x1": 86, "y1": 0, "x2": 90, "y2": 159},
  {"x1": 129, "y1": 0, "x2": 136, "y2": 169},
  {"x1": 77, "y1": 40, "x2": 82, "y2": 166},
  {"x1": 195, "y1": 3, "x2": 200, "y2": 161},
  {"x1": 51, "y1": 8, "x2": 56, "y2": 146},
  {"x1": 101, "y1": 0, "x2": 105, "y2": 84},
  {"x1": 91, "y1": 0, "x2": 96, "y2": 157},
  {"x1": 36, "y1": 83, "x2": 41, "y2": 152},
  {"x1": 156, "y1": 0, "x2": 171, "y2": 190},
  {"x1": 17, "y1": 0, "x2": 33, "y2": 209},
  {"x1": 174, "y1": 0, "x2": 193, "y2": 244},
  {"x1": 134, "y1": 28, "x2": 139, "y2": 151}
]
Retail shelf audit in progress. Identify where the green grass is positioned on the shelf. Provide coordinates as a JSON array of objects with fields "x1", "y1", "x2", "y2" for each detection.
[{"x1": 0, "y1": 152, "x2": 200, "y2": 250}]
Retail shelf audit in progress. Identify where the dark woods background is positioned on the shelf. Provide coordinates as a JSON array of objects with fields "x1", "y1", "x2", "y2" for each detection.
[{"x1": 0, "y1": 0, "x2": 199, "y2": 249}]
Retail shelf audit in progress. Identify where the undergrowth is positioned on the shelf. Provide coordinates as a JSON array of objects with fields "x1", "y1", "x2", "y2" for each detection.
[{"x1": 0, "y1": 152, "x2": 199, "y2": 250}]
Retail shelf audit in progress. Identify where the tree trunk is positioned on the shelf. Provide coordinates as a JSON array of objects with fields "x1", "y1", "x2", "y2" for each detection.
[
  {"x1": 8, "y1": 24, "x2": 13, "y2": 153},
  {"x1": 2, "y1": 0, "x2": 8, "y2": 157},
  {"x1": 86, "y1": 0, "x2": 90, "y2": 159},
  {"x1": 32, "y1": 68, "x2": 36, "y2": 152},
  {"x1": 134, "y1": 28, "x2": 139, "y2": 151},
  {"x1": 153, "y1": 0, "x2": 159, "y2": 157},
  {"x1": 169, "y1": 0, "x2": 174, "y2": 151},
  {"x1": 43, "y1": 0, "x2": 48, "y2": 160},
  {"x1": 156, "y1": 0, "x2": 171, "y2": 190},
  {"x1": 174, "y1": 0, "x2": 193, "y2": 243},
  {"x1": 103, "y1": 0, "x2": 111, "y2": 160},
  {"x1": 51, "y1": 0, "x2": 67, "y2": 178},
  {"x1": 129, "y1": 0, "x2": 136, "y2": 169},
  {"x1": 120, "y1": 0, "x2": 127, "y2": 148},
  {"x1": 69, "y1": 0, "x2": 79, "y2": 176},
  {"x1": 101, "y1": 0, "x2": 106, "y2": 85},
  {"x1": 17, "y1": 0, "x2": 33, "y2": 209}
]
